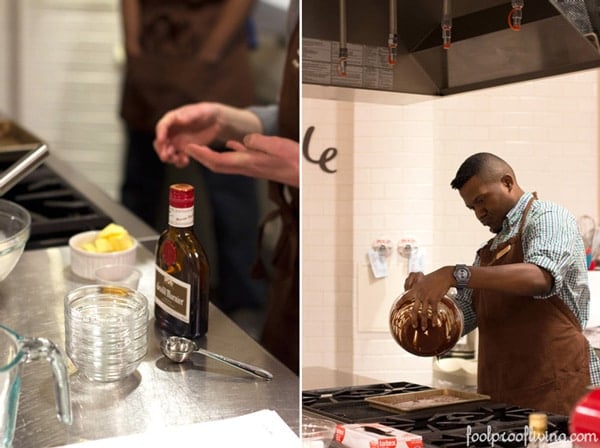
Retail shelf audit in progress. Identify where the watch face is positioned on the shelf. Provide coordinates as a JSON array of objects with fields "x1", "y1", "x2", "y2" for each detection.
[{"x1": 454, "y1": 265, "x2": 470, "y2": 286}]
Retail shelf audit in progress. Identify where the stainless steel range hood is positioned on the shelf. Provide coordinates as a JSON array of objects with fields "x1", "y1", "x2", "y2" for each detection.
[{"x1": 302, "y1": 0, "x2": 600, "y2": 96}]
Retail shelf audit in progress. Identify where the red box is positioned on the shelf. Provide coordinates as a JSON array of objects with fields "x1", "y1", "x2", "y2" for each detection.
[{"x1": 334, "y1": 423, "x2": 423, "y2": 448}]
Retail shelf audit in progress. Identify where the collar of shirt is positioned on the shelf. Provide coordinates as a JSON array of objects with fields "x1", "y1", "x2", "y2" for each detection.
[{"x1": 490, "y1": 192, "x2": 533, "y2": 250}]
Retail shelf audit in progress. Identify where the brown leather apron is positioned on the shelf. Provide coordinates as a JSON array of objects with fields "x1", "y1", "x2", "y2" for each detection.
[
  {"x1": 120, "y1": 0, "x2": 254, "y2": 131},
  {"x1": 257, "y1": 23, "x2": 299, "y2": 374},
  {"x1": 473, "y1": 196, "x2": 590, "y2": 415}
]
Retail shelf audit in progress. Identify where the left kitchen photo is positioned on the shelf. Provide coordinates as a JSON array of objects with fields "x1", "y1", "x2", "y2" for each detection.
[{"x1": 0, "y1": 0, "x2": 299, "y2": 446}]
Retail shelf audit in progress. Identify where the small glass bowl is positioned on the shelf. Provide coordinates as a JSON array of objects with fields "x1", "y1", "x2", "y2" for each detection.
[
  {"x1": 64, "y1": 285, "x2": 149, "y2": 382},
  {"x1": 389, "y1": 291, "x2": 463, "y2": 357}
]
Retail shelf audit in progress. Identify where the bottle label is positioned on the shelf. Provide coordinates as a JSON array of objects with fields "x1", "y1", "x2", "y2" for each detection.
[
  {"x1": 155, "y1": 266, "x2": 191, "y2": 323},
  {"x1": 169, "y1": 205, "x2": 194, "y2": 228}
]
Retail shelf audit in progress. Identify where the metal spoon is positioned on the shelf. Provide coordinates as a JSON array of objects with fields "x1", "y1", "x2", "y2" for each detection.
[{"x1": 160, "y1": 336, "x2": 273, "y2": 381}]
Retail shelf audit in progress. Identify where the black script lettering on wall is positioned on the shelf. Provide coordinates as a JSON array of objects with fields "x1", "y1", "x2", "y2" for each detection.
[{"x1": 303, "y1": 126, "x2": 337, "y2": 174}]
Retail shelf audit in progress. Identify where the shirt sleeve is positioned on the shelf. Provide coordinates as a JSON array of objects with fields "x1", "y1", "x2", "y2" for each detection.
[
  {"x1": 454, "y1": 254, "x2": 480, "y2": 335},
  {"x1": 247, "y1": 104, "x2": 279, "y2": 136},
  {"x1": 456, "y1": 287, "x2": 478, "y2": 335},
  {"x1": 522, "y1": 206, "x2": 581, "y2": 299}
]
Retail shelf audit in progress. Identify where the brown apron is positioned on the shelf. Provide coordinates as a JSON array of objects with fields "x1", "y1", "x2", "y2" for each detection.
[
  {"x1": 473, "y1": 196, "x2": 590, "y2": 415},
  {"x1": 120, "y1": 0, "x2": 254, "y2": 131},
  {"x1": 257, "y1": 23, "x2": 299, "y2": 374}
]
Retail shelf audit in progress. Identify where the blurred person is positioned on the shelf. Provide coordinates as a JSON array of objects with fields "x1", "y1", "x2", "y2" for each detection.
[
  {"x1": 119, "y1": 0, "x2": 267, "y2": 316},
  {"x1": 154, "y1": 0, "x2": 299, "y2": 373}
]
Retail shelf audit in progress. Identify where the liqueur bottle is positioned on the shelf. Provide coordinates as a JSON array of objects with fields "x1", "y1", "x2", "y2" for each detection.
[
  {"x1": 155, "y1": 183, "x2": 210, "y2": 339},
  {"x1": 526, "y1": 413, "x2": 548, "y2": 448}
]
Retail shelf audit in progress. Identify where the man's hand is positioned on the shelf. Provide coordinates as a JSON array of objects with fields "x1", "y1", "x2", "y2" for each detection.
[
  {"x1": 402, "y1": 266, "x2": 454, "y2": 330},
  {"x1": 404, "y1": 272, "x2": 425, "y2": 290}
]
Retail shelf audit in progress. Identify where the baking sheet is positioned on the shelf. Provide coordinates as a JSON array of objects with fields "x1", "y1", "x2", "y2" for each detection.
[{"x1": 365, "y1": 388, "x2": 490, "y2": 413}]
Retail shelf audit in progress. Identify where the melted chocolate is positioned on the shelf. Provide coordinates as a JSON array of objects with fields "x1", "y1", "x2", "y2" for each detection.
[{"x1": 390, "y1": 295, "x2": 463, "y2": 356}]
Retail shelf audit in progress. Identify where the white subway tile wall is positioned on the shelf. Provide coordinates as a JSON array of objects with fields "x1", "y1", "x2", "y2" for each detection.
[
  {"x1": 0, "y1": 0, "x2": 10, "y2": 111},
  {"x1": 302, "y1": 70, "x2": 600, "y2": 386},
  {"x1": 16, "y1": 0, "x2": 124, "y2": 198}
]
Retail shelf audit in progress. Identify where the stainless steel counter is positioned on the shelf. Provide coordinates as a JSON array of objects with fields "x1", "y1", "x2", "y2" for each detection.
[{"x1": 1, "y1": 244, "x2": 299, "y2": 447}]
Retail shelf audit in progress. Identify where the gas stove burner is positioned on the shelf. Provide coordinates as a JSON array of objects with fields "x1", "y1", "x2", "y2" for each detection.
[
  {"x1": 303, "y1": 382, "x2": 571, "y2": 447},
  {"x1": 302, "y1": 381, "x2": 431, "y2": 406},
  {"x1": 329, "y1": 383, "x2": 422, "y2": 401},
  {"x1": 500, "y1": 406, "x2": 536, "y2": 422},
  {"x1": 426, "y1": 410, "x2": 495, "y2": 431},
  {"x1": 308, "y1": 400, "x2": 394, "y2": 423},
  {"x1": 371, "y1": 409, "x2": 498, "y2": 434},
  {"x1": 302, "y1": 391, "x2": 326, "y2": 407},
  {"x1": 422, "y1": 431, "x2": 470, "y2": 448},
  {"x1": 372, "y1": 415, "x2": 423, "y2": 433},
  {"x1": 1, "y1": 162, "x2": 113, "y2": 249}
]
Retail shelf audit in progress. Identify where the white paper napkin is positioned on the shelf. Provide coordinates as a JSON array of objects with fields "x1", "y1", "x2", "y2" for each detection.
[{"x1": 57, "y1": 409, "x2": 300, "y2": 448}]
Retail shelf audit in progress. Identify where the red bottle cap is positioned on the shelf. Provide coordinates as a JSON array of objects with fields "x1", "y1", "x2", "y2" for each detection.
[{"x1": 169, "y1": 184, "x2": 194, "y2": 208}]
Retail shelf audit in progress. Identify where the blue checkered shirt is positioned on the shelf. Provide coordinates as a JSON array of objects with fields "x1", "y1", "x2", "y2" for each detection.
[{"x1": 455, "y1": 192, "x2": 600, "y2": 386}]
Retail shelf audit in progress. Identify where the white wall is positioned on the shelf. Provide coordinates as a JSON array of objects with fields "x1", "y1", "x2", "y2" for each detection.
[
  {"x1": 0, "y1": 0, "x2": 14, "y2": 114},
  {"x1": 588, "y1": 271, "x2": 600, "y2": 328},
  {"x1": 301, "y1": 69, "x2": 600, "y2": 387},
  {"x1": 16, "y1": 0, "x2": 124, "y2": 198}
]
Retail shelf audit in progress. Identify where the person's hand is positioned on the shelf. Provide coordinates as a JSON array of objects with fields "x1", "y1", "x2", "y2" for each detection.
[
  {"x1": 401, "y1": 266, "x2": 454, "y2": 330},
  {"x1": 183, "y1": 134, "x2": 299, "y2": 187},
  {"x1": 154, "y1": 103, "x2": 223, "y2": 169},
  {"x1": 404, "y1": 272, "x2": 424, "y2": 290},
  {"x1": 154, "y1": 102, "x2": 264, "y2": 169}
]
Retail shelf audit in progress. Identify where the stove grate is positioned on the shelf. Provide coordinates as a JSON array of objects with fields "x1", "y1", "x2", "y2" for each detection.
[
  {"x1": 1, "y1": 163, "x2": 112, "y2": 249},
  {"x1": 302, "y1": 381, "x2": 432, "y2": 406},
  {"x1": 304, "y1": 382, "x2": 570, "y2": 447}
]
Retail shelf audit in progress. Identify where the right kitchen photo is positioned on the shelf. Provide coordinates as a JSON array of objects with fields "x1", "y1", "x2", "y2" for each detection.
[{"x1": 301, "y1": 0, "x2": 600, "y2": 446}]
